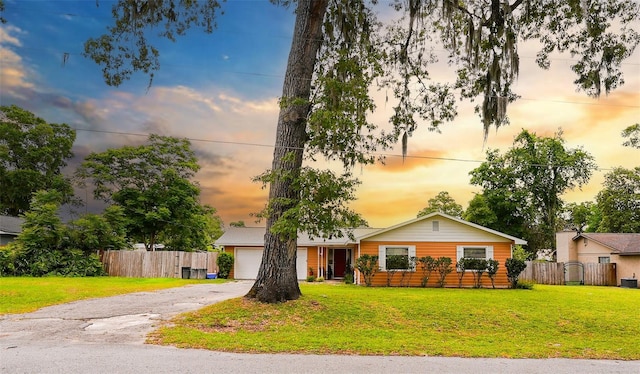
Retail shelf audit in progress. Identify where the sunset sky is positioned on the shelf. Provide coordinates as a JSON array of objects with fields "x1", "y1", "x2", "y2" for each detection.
[{"x1": 1, "y1": 1, "x2": 638, "y2": 228}]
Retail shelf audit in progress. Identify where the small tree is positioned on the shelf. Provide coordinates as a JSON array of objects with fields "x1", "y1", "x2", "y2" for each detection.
[
  {"x1": 399, "y1": 256, "x2": 417, "y2": 287},
  {"x1": 486, "y1": 259, "x2": 499, "y2": 289},
  {"x1": 506, "y1": 258, "x2": 527, "y2": 289},
  {"x1": 9, "y1": 190, "x2": 104, "y2": 276},
  {"x1": 385, "y1": 255, "x2": 409, "y2": 287},
  {"x1": 466, "y1": 258, "x2": 488, "y2": 288},
  {"x1": 418, "y1": 256, "x2": 436, "y2": 287},
  {"x1": 435, "y1": 257, "x2": 453, "y2": 288},
  {"x1": 216, "y1": 252, "x2": 234, "y2": 279},
  {"x1": 69, "y1": 205, "x2": 128, "y2": 252},
  {"x1": 456, "y1": 258, "x2": 467, "y2": 287},
  {"x1": 355, "y1": 254, "x2": 378, "y2": 287}
]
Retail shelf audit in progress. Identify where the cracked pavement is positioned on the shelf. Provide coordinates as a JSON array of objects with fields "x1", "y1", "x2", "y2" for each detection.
[{"x1": 0, "y1": 281, "x2": 253, "y2": 346}]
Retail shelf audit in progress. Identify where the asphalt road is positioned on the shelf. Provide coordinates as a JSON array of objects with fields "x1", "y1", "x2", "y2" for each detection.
[{"x1": 1, "y1": 280, "x2": 638, "y2": 374}]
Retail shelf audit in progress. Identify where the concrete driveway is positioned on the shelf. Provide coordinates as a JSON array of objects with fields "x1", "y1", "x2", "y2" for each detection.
[{"x1": 1, "y1": 280, "x2": 638, "y2": 373}]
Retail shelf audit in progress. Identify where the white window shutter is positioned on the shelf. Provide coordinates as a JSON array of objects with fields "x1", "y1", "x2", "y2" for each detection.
[
  {"x1": 378, "y1": 245, "x2": 386, "y2": 271},
  {"x1": 408, "y1": 245, "x2": 416, "y2": 258},
  {"x1": 487, "y1": 246, "x2": 494, "y2": 259},
  {"x1": 456, "y1": 245, "x2": 464, "y2": 261}
]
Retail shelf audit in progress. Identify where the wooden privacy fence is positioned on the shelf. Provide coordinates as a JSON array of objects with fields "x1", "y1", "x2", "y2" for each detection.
[
  {"x1": 583, "y1": 263, "x2": 617, "y2": 286},
  {"x1": 519, "y1": 261, "x2": 564, "y2": 285},
  {"x1": 519, "y1": 261, "x2": 617, "y2": 286},
  {"x1": 99, "y1": 250, "x2": 218, "y2": 278}
]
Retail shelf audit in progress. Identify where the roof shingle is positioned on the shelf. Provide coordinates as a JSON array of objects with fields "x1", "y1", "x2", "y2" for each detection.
[
  {"x1": 577, "y1": 233, "x2": 640, "y2": 255},
  {"x1": 0, "y1": 215, "x2": 24, "y2": 235}
]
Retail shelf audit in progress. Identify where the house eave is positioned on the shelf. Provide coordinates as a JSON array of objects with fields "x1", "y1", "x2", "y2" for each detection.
[{"x1": 356, "y1": 212, "x2": 528, "y2": 245}]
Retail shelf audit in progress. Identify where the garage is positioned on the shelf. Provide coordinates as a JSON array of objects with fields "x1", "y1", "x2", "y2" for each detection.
[{"x1": 234, "y1": 247, "x2": 307, "y2": 280}]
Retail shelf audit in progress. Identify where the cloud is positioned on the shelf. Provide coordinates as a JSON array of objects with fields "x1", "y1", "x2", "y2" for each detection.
[
  {"x1": 367, "y1": 148, "x2": 451, "y2": 173},
  {"x1": 0, "y1": 25, "x2": 23, "y2": 46},
  {"x1": 0, "y1": 25, "x2": 34, "y2": 97}
]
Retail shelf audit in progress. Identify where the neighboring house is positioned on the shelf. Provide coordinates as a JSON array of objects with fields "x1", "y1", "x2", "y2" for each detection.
[
  {"x1": 556, "y1": 231, "x2": 640, "y2": 286},
  {"x1": 215, "y1": 212, "x2": 526, "y2": 287},
  {"x1": 0, "y1": 215, "x2": 24, "y2": 246}
]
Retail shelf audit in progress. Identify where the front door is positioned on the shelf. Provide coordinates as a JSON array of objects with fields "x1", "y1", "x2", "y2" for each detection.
[{"x1": 333, "y1": 248, "x2": 347, "y2": 278}]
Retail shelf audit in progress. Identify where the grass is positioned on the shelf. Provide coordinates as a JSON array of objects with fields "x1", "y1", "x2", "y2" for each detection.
[
  {"x1": 0, "y1": 276, "x2": 220, "y2": 315},
  {"x1": 149, "y1": 284, "x2": 640, "y2": 359}
]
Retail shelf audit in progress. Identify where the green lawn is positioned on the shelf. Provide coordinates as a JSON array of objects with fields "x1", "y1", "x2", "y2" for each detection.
[
  {"x1": 149, "y1": 284, "x2": 640, "y2": 359},
  {"x1": 0, "y1": 276, "x2": 211, "y2": 314}
]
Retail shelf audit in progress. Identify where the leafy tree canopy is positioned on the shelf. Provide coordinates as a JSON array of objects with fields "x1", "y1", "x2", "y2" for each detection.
[
  {"x1": 5, "y1": 190, "x2": 104, "y2": 276},
  {"x1": 622, "y1": 124, "x2": 640, "y2": 149},
  {"x1": 563, "y1": 201, "x2": 596, "y2": 233},
  {"x1": 595, "y1": 166, "x2": 640, "y2": 233},
  {"x1": 463, "y1": 193, "x2": 500, "y2": 229},
  {"x1": 469, "y1": 129, "x2": 597, "y2": 251},
  {"x1": 417, "y1": 191, "x2": 463, "y2": 218},
  {"x1": 76, "y1": 135, "x2": 216, "y2": 251},
  {"x1": 68, "y1": 205, "x2": 129, "y2": 252},
  {"x1": 0, "y1": 105, "x2": 76, "y2": 216},
  {"x1": 229, "y1": 220, "x2": 246, "y2": 228}
]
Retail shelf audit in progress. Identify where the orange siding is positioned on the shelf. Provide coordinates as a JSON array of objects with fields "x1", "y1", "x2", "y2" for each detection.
[
  {"x1": 306, "y1": 247, "x2": 319, "y2": 278},
  {"x1": 358, "y1": 241, "x2": 513, "y2": 288}
]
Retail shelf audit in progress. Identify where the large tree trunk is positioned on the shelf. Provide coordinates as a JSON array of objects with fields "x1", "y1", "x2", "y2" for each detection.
[{"x1": 246, "y1": 0, "x2": 329, "y2": 303}]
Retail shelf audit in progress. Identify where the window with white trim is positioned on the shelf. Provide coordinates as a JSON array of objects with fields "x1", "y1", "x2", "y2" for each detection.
[
  {"x1": 378, "y1": 245, "x2": 416, "y2": 271},
  {"x1": 456, "y1": 245, "x2": 494, "y2": 261},
  {"x1": 598, "y1": 256, "x2": 610, "y2": 264}
]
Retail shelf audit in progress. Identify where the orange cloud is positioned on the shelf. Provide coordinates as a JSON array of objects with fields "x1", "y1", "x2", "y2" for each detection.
[{"x1": 367, "y1": 148, "x2": 450, "y2": 173}]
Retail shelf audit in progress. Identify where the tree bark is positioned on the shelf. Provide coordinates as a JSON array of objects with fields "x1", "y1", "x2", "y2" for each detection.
[{"x1": 246, "y1": 0, "x2": 329, "y2": 303}]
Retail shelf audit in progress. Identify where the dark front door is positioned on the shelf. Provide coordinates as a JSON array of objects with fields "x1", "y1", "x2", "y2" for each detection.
[{"x1": 333, "y1": 248, "x2": 347, "y2": 277}]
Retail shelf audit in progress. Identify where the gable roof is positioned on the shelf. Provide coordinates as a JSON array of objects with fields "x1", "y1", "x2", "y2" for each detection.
[
  {"x1": 357, "y1": 212, "x2": 527, "y2": 245},
  {"x1": 215, "y1": 212, "x2": 527, "y2": 247},
  {"x1": 0, "y1": 215, "x2": 24, "y2": 235},
  {"x1": 575, "y1": 233, "x2": 640, "y2": 255},
  {"x1": 215, "y1": 227, "x2": 380, "y2": 247}
]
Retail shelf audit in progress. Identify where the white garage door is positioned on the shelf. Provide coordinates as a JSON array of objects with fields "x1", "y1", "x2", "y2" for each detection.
[{"x1": 234, "y1": 247, "x2": 307, "y2": 280}]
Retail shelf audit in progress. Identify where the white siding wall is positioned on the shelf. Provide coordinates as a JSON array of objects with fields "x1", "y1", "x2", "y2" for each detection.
[{"x1": 366, "y1": 217, "x2": 511, "y2": 243}]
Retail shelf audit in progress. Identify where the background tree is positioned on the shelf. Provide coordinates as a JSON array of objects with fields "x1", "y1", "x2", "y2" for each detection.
[
  {"x1": 622, "y1": 124, "x2": 640, "y2": 149},
  {"x1": 84, "y1": 0, "x2": 639, "y2": 302},
  {"x1": 229, "y1": 221, "x2": 246, "y2": 228},
  {"x1": 6, "y1": 190, "x2": 104, "y2": 276},
  {"x1": 76, "y1": 134, "x2": 213, "y2": 251},
  {"x1": 469, "y1": 129, "x2": 596, "y2": 253},
  {"x1": 159, "y1": 205, "x2": 223, "y2": 251},
  {"x1": 595, "y1": 167, "x2": 640, "y2": 233},
  {"x1": 563, "y1": 202, "x2": 596, "y2": 233},
  {"x1": 68, "y1": 205, "x2": 129, "y2": 252},
  {"x1": 417, "y1": 191, "x2": 463, "y2": 218},
  {"x1": 463, "y1": 194, "x2": 499, "y2": 229},
  {"x1": 0, "y1": 106, "x2": 75, "y2": 216},
  {"x1": 12, "y1": 190, "x2": 67, "y2": 275}
]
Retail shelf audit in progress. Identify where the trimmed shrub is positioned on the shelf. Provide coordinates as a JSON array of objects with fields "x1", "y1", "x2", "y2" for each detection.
[
  {"x1": 216, "y1": 252, "x2": 234, "y2": 279},
  {"x1": 486, "y1": 259, "x2": 499, "y2": 289},
  {"x1": 435, "y1": 257, "x2": 453, "y2": 287},
  {"x1": 506, "y1": 258, "x2": 527, "y2": 288},
  {"x1": 355, "y1": 254, "x2": 378, "y2": 287},
  {"x1": 456, "y1": 258, "x2": 467, "y2": 287},
  {"x1": 418, "y1": 256, "x2": 436, "y2": 287}
]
